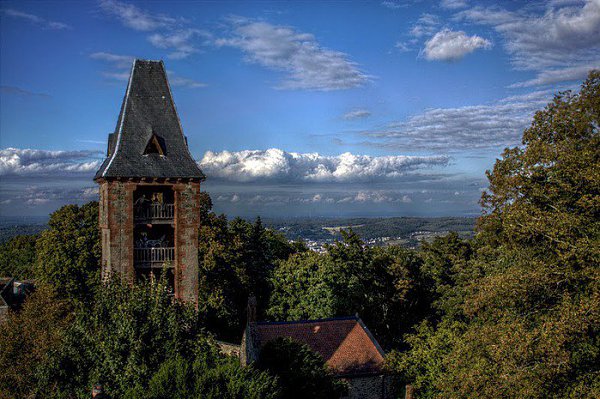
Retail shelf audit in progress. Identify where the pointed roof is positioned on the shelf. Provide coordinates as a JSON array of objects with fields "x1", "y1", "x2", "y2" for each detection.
[
  {"x1": 250, "y1": 316, "x2": 385, "y2": 376},
  {"x1": 94, "y1": 59, "x2": 204, "y2": 180}
]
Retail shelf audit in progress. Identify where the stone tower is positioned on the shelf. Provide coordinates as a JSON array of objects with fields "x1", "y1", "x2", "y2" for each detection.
[{"x1": 94, "y1": 59, "x2": 204, "y2": 305}]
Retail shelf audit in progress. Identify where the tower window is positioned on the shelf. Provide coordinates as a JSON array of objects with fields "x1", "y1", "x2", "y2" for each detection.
[{"x1": 144, "y1": 134, "x2": 166, "y2": 156}]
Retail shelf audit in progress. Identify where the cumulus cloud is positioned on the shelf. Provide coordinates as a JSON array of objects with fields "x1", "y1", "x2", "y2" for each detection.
[
  {"x1": 361, "y1": 89, "x2": 555, "y2": 151},
  {"x1": 342, "y1": 109, "x2": 371, "y2": 120},
  {"x1": 199, "y1": 149, "x2": 448, "y2": 183},
  {"x1": 98, "y1": 0, "x2": 177, "y2": 31},
  {"x1": 215, "y1": 20, "x2": 370, "y2": 91},
  {"x1": 457, "y1": 0, "x2": 600, "y2": 79},
  {"x1": 3, "y1": 9, "x2": 71, "y2": 30},
  {"x1": 0, "y1": 148, "x2": 102, "y2": 177},
  {"x1": 423, "y1": 29, "x2": 491, "y2": 61}
]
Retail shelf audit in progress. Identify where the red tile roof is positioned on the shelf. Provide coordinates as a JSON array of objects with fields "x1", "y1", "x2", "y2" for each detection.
[{"x1": 253, "y1": 316, "x2": 385, "y2": 375}]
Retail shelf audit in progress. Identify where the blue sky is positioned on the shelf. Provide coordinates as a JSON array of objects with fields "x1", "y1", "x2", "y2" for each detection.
[{"x1": 1, "y1": 0, "x2": 598, "y2": 218}]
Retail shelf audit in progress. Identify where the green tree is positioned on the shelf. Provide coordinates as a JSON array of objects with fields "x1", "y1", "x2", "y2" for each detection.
[
  {"x1": 0, "y1": 233, "x2": 38, "y2": 279},
  {"x1": 257, "y1": 337, "x2": 347, "y2": 399},
  {"x1": 392, "y1": 71, "x2": 600, "y2": 398},
  {"x1": 38, "y1": 277, "x2": 204, "y2": 398},
  {"x1": 34, "y1": 202, "x2": 100, "y2": 304},
  {"x1": 269, "y1": 230, "x2": 427, "y2": 347},
  {"x1": 0, "y1": 285, "x2": 73, "y2": 399},
  {"x1": 268, "y1": 251, "x2": 336, "y2": 321},
  {"x1": 198, "y1": 196, "x2": 299, "y2": 340},
  {"x1": 125, "y1": 351, "x2": 280, "y2": 399}
]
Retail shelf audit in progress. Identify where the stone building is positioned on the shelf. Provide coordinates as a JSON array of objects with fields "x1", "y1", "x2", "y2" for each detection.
[
  {"x1": 241, "y1": 299, "x2": 393, "y2": 399},
  {"x1": 94, "y1": 59, "x2": 204, "y2": 305}
]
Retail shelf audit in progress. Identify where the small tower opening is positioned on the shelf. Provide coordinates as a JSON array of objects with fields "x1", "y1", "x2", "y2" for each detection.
[{"x1": 144, "y1": 134, "x2": 165, "y2": 156}]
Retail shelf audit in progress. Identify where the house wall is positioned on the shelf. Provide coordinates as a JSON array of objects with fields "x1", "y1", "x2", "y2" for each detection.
[{"x1": 342, "y1": 375, "x2": 394, "y2": 399}]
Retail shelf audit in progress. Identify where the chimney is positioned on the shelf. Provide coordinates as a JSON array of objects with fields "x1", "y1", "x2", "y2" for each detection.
[{"x1": 247, "y1": 296, "x2": 257, "y2": 324}]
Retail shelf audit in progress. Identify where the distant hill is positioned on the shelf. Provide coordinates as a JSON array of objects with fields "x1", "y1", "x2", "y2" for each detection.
[
  {"x1": 262, "y1": 216, "x2": 477, "y2": 246},
  {"x1": 0, "y1": 215, "x2": 477, "y2": 247},
  {"x1": 0, "y1": 216, "x2": 48, "y2": 243}
]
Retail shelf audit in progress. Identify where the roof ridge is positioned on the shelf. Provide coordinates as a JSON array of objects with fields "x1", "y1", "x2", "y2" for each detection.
[{"x1": 256, "y1": 315, "x2": 358, "y2": 326}]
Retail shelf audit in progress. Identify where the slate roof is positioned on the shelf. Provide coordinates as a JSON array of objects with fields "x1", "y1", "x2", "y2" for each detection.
[
  {"x1": 94, "y1": 59, "x2": 204, "y2": 180},
  {"x1": 252, "y1": 316, "x2": 385, "y2": 375}
]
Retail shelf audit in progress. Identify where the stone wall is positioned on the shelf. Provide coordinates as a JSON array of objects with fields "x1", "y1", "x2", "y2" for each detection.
[
  {"x1": 99, "y1": 180, "x2": 135, "y2": 283},
  {"x1": 174, "y1": 182, "x2": 201, "y2": 305},
  {"x1": 342, "y1": 375, "x2": 394, "y2": 399}
]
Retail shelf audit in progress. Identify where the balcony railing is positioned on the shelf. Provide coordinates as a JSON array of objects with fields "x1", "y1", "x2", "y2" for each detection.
[
  {"x1": 134, "y1": 203, "x2": 174, "y2": 221},
  {"x1": 134, "y1": 247, "x2": 175, "y2": 267}
]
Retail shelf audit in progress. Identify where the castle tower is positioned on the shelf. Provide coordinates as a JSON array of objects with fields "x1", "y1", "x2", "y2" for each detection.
[{"x1": 94, "y1": 60, "x2": 204, "y2": 305}]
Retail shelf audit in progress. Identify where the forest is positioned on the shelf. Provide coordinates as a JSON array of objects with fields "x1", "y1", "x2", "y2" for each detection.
[{"x1": 0, "y1": 72, "x2": 598, "y2": 398}]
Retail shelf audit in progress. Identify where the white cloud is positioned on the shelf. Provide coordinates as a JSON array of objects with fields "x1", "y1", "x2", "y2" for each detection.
[
  {"x1": 457, "y1": 0, "x2": 600, "y2": 74},
  {"x1": 82, "y1": 187, "x2": 99, "y2": 199},
  {"x1": 361, "y1": 89, "x2": 556, "y2": 151},
  {"x1": 168, "y1": 73, "x2": 208, "y2": 88},
  {"x1": 148, "y1": 28, "x2": 210, "y2": 59},
  {"x1": 89, "y1": 52, "x2": 205, "y2": 88},
  {"x1": 509, "y1": 62, "x2": 600, "y2": 88},
  {"x1": 90, "y1": 52, "x2": 134, "y2": 68},
  {"x1": 0, "y1": 148, "x2": 102, "y2": 177},
  {"x1": 410, "y1": 13, "x2": 441, "y2": 38},
  {"x1": 99, "y1": 0, "x2": 177, "y2": 31},
  {"x1": 199, "y1": 148, "x2": 448, "y2": 183},
  {"x1": 343, "y1": 109, "x2": 371, "y2": 120},
  {"x1": 440, "y1": 0, "x2": 468, "y2": 10},
  {"x1": 215, "y1": 20, "x2": 370, "y2": 91},
  {"x1": 3, "y1": 9, "x2": 71, "y2": 30},
  {"x1": 423, "y1": 29, "x2": 491, "y2": 61}
]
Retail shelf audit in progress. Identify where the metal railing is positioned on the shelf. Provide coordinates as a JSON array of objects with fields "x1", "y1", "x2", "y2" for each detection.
[
  {"x1": 134, "y1": 247, "x2": 175, "y2": 267},
  {"x1": 134, "y1": 203, "x2": 174, "y2": 220}
]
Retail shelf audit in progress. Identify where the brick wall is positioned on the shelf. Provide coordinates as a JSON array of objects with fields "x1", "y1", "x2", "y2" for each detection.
[
  {"x1": 342, "y1": 375, "x2": 394, "y2": 399},
  {"x1": 99, "y1": 180, "x2": 135, "y2": 283},
  {"x1": 174, "y1": 182, "x2": 200, "y2": 305}
]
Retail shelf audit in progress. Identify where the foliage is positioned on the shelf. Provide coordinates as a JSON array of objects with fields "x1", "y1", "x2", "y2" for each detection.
[
  {"x1": 34, "y1": 202, "x2": 100, "y2": 305},
  {"x1": 268, "y1": 230, "x2": 427, "y2": 347},
  {"x1": 198, "y1": 197, "x2": 301, "y2": 340},
  {"x1": 0, "y1": 285, "x2": 73, "y2": 399},
  {"x1": 38, "y1": 276, "x2": 204, "y2": 398},
  {"x1": 257, "y1": 337, "x2": 347, "y2": 399},
  {"x1": 125, "y1": 351, "x2": 280, "y2": 399},
  {"x1": 391, "y1": 71, "x2": 600, "y2": 398},
  {"x1": 0, "y1": 233, "x2": 38, "y2": 279}
]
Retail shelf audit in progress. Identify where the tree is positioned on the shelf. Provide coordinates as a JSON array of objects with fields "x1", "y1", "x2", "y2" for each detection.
[
  {"x1": 269, "y1": 230, "x2": 427, "y2": 347},
  {"x1": 268, "y1": 251, "x2": 336, "y2": 321},
  {"x1": 0, "y1": 233, "x2": 38, "y2": 279},
  {"x1": 198, "y1": 196, "x2": 299, "y2": 340},
  {"x1": 34, "y1": 202, "x2": 100, "y2": 305},
  {"x1": 125, "y1": 351, "x2": 280, "y2": 399},
  {"x1": 0, "y1": 285, "x2": 73, "y2": 399},
  {"x1": 38, "y1": 276, "x2": 205, "y2": 398},
  {"x1": 257, "y1": 337, "x2": 347, "y2": 399},
  {"x1": 392, "y1": 71, "x2": 600, "y2": 398}
]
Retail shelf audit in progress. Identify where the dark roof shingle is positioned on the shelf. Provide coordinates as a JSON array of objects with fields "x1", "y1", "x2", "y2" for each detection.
[
  {"x1": 253, "y1": 316, "x2": 385, "y2": 375},
  {"x1": 95, "y1": 59, "x2": 204, "y2": 180}
]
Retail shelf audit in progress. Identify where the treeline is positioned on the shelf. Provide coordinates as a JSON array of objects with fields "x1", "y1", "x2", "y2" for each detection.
[{"x1": 0, "y1": 72, "x2": 598, "y2": 398}]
